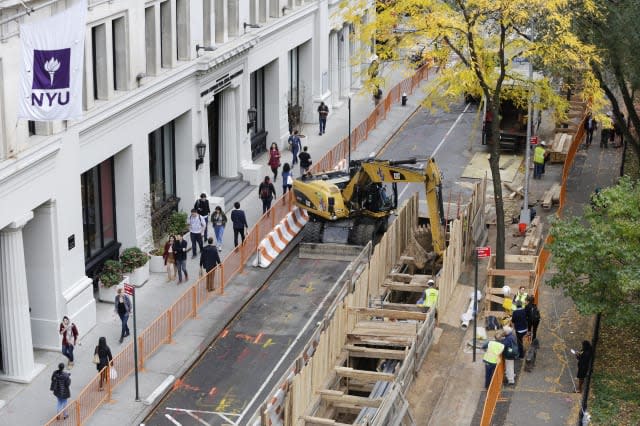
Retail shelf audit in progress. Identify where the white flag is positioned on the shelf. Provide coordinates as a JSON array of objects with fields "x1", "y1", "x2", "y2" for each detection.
[{"x1": 18, "y1": 1, "x2": 87, "y2": 121}]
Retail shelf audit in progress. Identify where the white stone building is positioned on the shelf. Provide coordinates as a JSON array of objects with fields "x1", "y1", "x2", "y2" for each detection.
[{"x1": 0, "y1": 0, "x2": 374, "y2": 383}]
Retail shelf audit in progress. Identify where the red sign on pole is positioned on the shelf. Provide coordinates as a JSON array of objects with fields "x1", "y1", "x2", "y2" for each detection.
[
  {"x1": 530, "y1": 136, "x2": 539, "y2": 145},
  {"x1": 124, "y1": 283, "x2": 134, "y2": 296},
  {"x1": 476, "y1": 246, "x2": 491, "y2": 258}
]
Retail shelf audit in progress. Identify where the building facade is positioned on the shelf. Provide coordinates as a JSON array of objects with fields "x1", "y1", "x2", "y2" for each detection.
[{"x1": 0, "y1": 0, "x2": 374, "y2": 383}]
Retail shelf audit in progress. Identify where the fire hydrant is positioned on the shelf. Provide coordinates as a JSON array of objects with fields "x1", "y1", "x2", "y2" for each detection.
[{"x1": 401, "y1": 92, "x2": 408, "y2": 106}]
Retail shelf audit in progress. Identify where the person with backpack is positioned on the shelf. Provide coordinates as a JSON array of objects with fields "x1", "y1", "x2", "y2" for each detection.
[
  {"x1": 50, "y1": 362, "x2": 71, "y2": 419},
  {"x1": 511, "y1": 301, "x2": 528, "y2": 359},
  {"x1": 59, "y1": 316, "x2": 79, "y2": 368},
  {"x1": 501, "y1": 326, "x2": 518, "y2": 385},
  {"x1": 194, "y1": 193, "x2": 211, "y2": 241},
  {"x1": 187, "y1": 208, "x2": 206, "y2": 258},
  {"x1": 525, "y1": 295, "x2": 541, "y2": 341},
  {"x1": 258, "y1": 176, "x2": 277, "y2": 214}
]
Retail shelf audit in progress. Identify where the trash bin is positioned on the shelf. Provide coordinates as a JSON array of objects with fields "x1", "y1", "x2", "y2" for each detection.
[{"x1": 401, "y1": 92, "x2": 408, "y2": 106}]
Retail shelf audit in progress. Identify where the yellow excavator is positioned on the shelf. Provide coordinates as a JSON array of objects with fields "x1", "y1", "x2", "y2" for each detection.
[{"x1": 292, "y1": 157, "x2": 446, "y2": 256}]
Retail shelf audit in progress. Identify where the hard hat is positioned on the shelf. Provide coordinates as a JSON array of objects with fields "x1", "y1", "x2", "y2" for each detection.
[
  {"x1": 540, "y1": 141, "x2": 546, "y2": 146},
  {"x1": 427, "y1": 279, "x2": 435, "y2": 286},
  {"x1": 502, "y1": 285, "x2": 511, "y2": 296}
]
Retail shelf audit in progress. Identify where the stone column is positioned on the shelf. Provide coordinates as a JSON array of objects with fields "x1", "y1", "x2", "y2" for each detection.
[
  {"x1": 0, "y1": 212, "x2": 45, "y2": 383},
  {"x1": 340, "y1": 25, "x2": 351, "y2": 98},
  {"x1": 329, "y1": 30, "x2": 340, "y2": 107},
  {"x1": 351, "y1": 23, "x2": 362, "y2": 89},
  {"x1": 219, "y1": 88, "x2": 238, "y2": 178}
]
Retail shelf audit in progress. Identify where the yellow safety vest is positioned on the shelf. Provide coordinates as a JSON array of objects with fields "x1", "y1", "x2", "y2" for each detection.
[
  {"x1": 514, "y1": 292, "x2": 528, "y2": 306},
  {"x1": 421, "y1": 288, "x2": 439, "y2": 308},
  {"x1": 533, "y1": 146, "x2": 545, "y2": 164},
  {"x1": 483, "y1": 340, "x2": 505, "y2": 364}
]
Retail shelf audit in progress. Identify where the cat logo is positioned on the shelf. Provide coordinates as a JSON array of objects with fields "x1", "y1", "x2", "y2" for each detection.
[{"x1": 392, "y1": 172, "x2": 401, "y2": 180}]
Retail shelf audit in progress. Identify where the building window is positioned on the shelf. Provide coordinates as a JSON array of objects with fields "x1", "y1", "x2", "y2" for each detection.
[
  {"x1": 81, "y1": 158, "x2": 117, "y2": 260},
  {"x1": 160, "y1": 0, "x2": 173, "y2": 68},
  {"x1": 176, "y1": 0, "x2": 189, "y2": 60},
  {"x1": 203, "y1": 0, "x2": 212, "y2": 45},
  {"x1": 145, "y1": 6, "x2": 157, "y2": 76},
  {"x1": 289, "y1": 47, "x2": 300, "y2": 105},
  {"x1": 28, "y1": 120, "x2": 36, "y2": 136},
  {"x1": 112, "y1": 16, "x2": 127, "y2": 91},
  {"x1": 148, "y1": 121, "x2": 176, "y2": 208},
  {"x1": 91, "y1": 24, "x2": 107, "y2": 100},
  {"x1": 250, "y1": 68, "x2": 265, "y2": 133}
]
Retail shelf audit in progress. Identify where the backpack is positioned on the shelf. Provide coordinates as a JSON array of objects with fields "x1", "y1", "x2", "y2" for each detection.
[
  {"x1": 530, "y1": 305, "x2": 541, "y2": 323},
  {"x1": 260, "y1": 184, "x2": 271, "y2": 199},
  {"x1": 504, "y1": 338, "x2": 519, "y2": 360}
]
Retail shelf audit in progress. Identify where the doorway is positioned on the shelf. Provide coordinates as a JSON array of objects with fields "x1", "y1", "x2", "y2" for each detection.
[{"x1": 207, "y1": 98, "x2": 220, "y2": 176}]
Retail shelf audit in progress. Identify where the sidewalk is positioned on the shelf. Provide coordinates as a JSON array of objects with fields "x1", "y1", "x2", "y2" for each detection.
[
  {"x1": 0, "y1": 66, "x2": 432, "y2": 426},
  {"x1": 495, "y1": 139, "x2": 623, "y2": 425}
]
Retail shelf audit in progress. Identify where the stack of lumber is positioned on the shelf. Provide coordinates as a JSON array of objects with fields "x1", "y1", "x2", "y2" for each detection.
[
  {"x1": 504, "y1": 181, "x2": 524, "y2": 199},
  {"x1": 541, "y1": 183, "x2": 561, "y2": 209},
  {"x1": 549, "y1": 132, "x2": 571, "y2": 163},
  {"x1": 520, "y1": 216, "x2": 543, "y2": 255}
]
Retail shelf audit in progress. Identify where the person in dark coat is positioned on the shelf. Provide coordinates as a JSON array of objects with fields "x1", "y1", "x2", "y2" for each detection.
[
  {"x1": 298, "y1": 146, "x2": 312, "y2": 176},
  {"x1": 172, "y1": 233, "x2": 189, "y2": 283},
  {"x1": 576, "y1": 340, "x2": 593, "y2": 393},
  {"x1": 200, "y1": 238, "x2": 222, "y2": 291},
  {"x1": 194, "y1": 193, "x2": 211, "y2": 240},
  {"x1": 230, "y1": 202, "x2": 248, "y2": 247},
  {"x1": 114, "y1": 287, "x2": 132, "y2": 344},
  {"x1": 94, "y1": 336, "x2": 113, "y2": 390},
  {"x1": 584, "y1": 113, "x2": 597, "y2": 146},
  {"x1": 258, "y1": 176, "x2": 277, "y2": 214},
  {"x1": 50, "y1": 362, "x2": 71, "y2": 419},
  {"x1": 511, "y1": 301, "x2": 528, "y2": 360},
  {"x1": 525, "y1": 295, "x2": 541, "y2": 341}
]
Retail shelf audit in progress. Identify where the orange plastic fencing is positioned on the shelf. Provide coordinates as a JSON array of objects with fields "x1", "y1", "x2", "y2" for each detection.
[
  {"x1": 44, "y1": 63, "x2": 432, "y2": 426},
  {"x1": 480, "y1": 361, "x2": 505, "y2": 426}
]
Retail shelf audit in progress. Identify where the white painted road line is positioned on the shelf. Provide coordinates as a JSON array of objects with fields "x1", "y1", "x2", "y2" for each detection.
[
  {"x1": 164, "y1": 414, "x2": 182, "y2": 425},
  {"x1": 432, "y1": 102, "x2": 471, "y2": 158}
]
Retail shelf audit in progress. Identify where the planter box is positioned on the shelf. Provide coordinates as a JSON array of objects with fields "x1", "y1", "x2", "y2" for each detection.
[
  {"x1": 127, "y1": 263, "x2": 149, "y2": 288},
  {"x1": 149, "y1": 254, "x2": 165, "y2": 273},
  {"x1": 98, "y1": 276, "x2": 129, "y2": 303}
]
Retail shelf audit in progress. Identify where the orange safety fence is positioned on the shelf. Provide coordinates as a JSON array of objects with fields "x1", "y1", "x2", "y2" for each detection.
[
  {"x1": 480, "y1": 362, "x2": 505, "y2": 426},
  {"x1": 44, "y1": 63, "x2": 432, "y2": 426}
]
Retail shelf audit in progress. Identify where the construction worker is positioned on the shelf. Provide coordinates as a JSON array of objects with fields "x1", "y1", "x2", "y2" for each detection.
[
  {"x1": 513, "y1": 286, "x2": 528, "y2": 307},
  {"x1": 483, "y1": 333, "x2": 505, "y2": 389},
  {"x1": 417, "y1": 279, "x2": 438, "y2": 310},
  {"x1": 533, "y1": 141, "x2": 547, "y2": 179}
]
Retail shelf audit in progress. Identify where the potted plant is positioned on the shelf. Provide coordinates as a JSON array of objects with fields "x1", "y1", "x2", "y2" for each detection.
[
  {"x1": 98, "y1": 260, "x2": 127, "y2": 303},
  {"x1": 167, "y1": 211, "x2": 190, "y2": 249},
  {"x1": 120, "y1": 247, "x2": 150, "y2": 287},
  {"x1": 148, "y1": 247, "x2": 165, "y2": 274}
]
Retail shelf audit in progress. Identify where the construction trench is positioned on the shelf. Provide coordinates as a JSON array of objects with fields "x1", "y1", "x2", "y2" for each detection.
[{"x1": 146, "y1": 180, "x2": 486, "y2": 425}]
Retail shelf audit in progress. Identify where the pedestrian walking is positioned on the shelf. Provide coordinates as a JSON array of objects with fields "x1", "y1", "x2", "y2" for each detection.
[
  {"x1": 575, "y1": 340, "x2": 593, "y2": 393},
  {"x1": 187, "y1": 209, "x2": 206, "y2": 258},
  {"x1": 59, "y1": 316, "x2": 79, "y2": 368},
  {"x1": 50, "y1": 362, "x2": 70, "y2": 420},
  {"x1": 281, "y1": 163, "x2": 293, "y2": 194},
  {"x1": 173, "y1": 233, "x2": 189, "y2": 283},
  {"x1": 211, "y1": 206, "x2": 227, "y2": 251},
  {"x1": 482, "y1": 334, "x2": 505, "y2": 389},
  {"x1": 298, "y1": 146, "x2": 312, "y2": 176},
  {"x1": 318, "y1": 101, "x2": 329, "y2": 135},
  {"x1": 501, "y1": 327, "x2": 518, "y2": 385},
  {"x1": 511, "y1": 301, "x2": 528, "y2": 359},
  {"x1": 194, "y1": 193, "x2": 211, "y2": 241},
  {"x1": 288, "y1": 130, "x2": 302, "y2": 166},
  {"x1": 200, "y1": 238, "x2": 222, "y2": 291},
  {"x1": 94, "y1": 336, "x2": 113, "y2": 390},
  {"x1": 533, "y1": 142, "x2": 547, "y2": 179},
  {"x1": 268, "y1": 143, "x2": 281, "y2": 182},
  {"x1": 231, "y1": 202, "x2": 249, "y2": 247},
  {"x1": 258, "y1": 176, "x2": 277, "y2": 214},
  {"x1": 114, "y1": 287, "x2": 132, "y2": 344},
  {"x1": 584, "y1": 113, "x2": 597, "y2": 146},
  {"x1": 614, "y1": 113, "x2": 624, "y2": 147},
  {"x1": 162, "y1": 235, "x2": 176, "y2": 281},
  {"x1": 525, "y1": 295, "x2": 541, "y2": 341}
]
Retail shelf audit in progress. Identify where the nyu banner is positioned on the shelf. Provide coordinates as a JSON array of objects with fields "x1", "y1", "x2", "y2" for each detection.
[{"x1": 18, "y1": 1, "x2": 87, "y2": 121}]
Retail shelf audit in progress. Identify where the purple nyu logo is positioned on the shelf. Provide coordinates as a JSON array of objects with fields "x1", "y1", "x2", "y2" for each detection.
[{"x1": 31, "y1": 48, "x2": 71, "y2": 107}]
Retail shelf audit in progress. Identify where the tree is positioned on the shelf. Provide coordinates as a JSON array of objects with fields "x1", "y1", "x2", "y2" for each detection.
[
  {"x1": 547, "y1": 177, "x2": 640, "y2": 326},
  {"x1": 343, "y1": 0, "x2": 601, "y2": 273},
  {"x1": 574, "y1": 0, "x2": 640, "y2": 170}
]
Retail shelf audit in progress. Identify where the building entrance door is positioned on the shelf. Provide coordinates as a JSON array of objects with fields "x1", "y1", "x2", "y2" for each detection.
[{"x1": 207, "y1": 98, "x2": 220, "y2": 176}]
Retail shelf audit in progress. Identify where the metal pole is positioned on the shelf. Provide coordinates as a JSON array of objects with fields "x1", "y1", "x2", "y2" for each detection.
[
  {"x1": 520, "y1": 22, "x2": 535, "y2": 226},
  {"x1": 348, "y1": 96, "x2": 352, "y2": 167},
  {"x1": 473, "y1": 249, "x2": 478, "y2": 362},
  {"x1": 133, "y1": 289, "x2": 140, "y2": 401}
]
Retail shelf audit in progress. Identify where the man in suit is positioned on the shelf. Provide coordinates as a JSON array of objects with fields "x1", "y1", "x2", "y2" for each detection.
[
  {"x1": 200, "y1": 238, "x2": 221, "y2": 291},
  {"x1": 173, "y1": 233, "x2": 189, "y2": 283}
]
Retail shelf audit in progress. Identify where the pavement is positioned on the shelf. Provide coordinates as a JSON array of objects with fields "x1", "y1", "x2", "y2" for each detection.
[{"x1": 0, "y1": 66, "x2": 434, "y2": 426}]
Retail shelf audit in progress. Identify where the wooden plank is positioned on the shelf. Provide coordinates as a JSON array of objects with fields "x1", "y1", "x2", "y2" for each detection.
[
  {"x1": 319, "y1": 390, "x2": 382, "y2": 408},
  {"x1": 344, "y1": 344, "x2": 407, "y2": 360},
  {"x1": 334, "y1": 366, "x2": 395, "y2": 382},
  {"x1": 347, "y1": 336, "x2": 412, "y2": 347},
  {"x1": 487, "y1": 268, "x2": 533, "y2": 278},
  {"x1": 348, "y1": 307, "x2": 428, "y2": 321},
  {"x1": 301, "y1": 415, "x2": 352, "y2": 426},
  {"x1": 387, "y1": 273, "x2": 412, "y2": 283},
  {"x1": 504, "y1": 254, "x2": 537, "y2": 264},
  {"x1": 372, "y1": 302, "x2": 424, "y2": 312},
  {"x1": 382, "y1": 280, "x2": 429, "y2": 292}
]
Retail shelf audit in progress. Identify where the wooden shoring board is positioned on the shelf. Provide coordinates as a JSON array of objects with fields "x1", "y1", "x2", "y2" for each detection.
[
  {"x1": 382, "y1": 280, "x2": 429, "y2": 292},
  {"x1": 373, "y1": 302, "x2": 425, "y2": 312},
  {"x1": 348, "y1": 307, "x2": 428, "y2": 321},
  {"x1": 387, "y1": 272, "x2": 413, "y2": 283},
  {"x1": 344, "y1": 344, "x2": 408, "y2": 360},
  {"x1": 542, "y1": 184, "x2": 561, "y2": 208},
  {"x1": 319, "y1": 390, "x2": 383, "y2": 408},
  {"x1": 301, "y1": 415, "x2": 352, "y2": 426},
  {"x1": 487, "y1": 268, "x2": 534, "y2": 278},
  {"x1": 334, "y1": 366, "x2": 395, "y2": 382},
  {"x1": 347, "y1": 335, "x2": 414, "y2": 347},
  {"x1": 350, "y1": 320, "x2": 418, "y2": 337}
]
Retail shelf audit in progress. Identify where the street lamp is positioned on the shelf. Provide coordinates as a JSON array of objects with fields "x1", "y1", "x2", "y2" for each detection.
[
  {"x1": 195, "y1": 44, "x2": 216, "y2": 57},
  {"x1": 195, "y1": 140, "x2": 207, "y2": 170},
  {"x1": 247, "y1": 107, "x2": 257, "y2": 133},
  {"x1": 243, "y1": 22, "x2": 261, "y2": 33}
]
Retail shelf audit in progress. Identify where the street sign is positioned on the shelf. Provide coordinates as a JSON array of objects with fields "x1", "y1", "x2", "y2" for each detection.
[
  {"x1": 530, "y1": 136, "x2": 538, "y2": 145},
  {"x1": 124, "y1": 283, "x2": 134, "y2": 296},
  {"x1": 476, "y1": 246, "x2": 491, "y2": 258}
]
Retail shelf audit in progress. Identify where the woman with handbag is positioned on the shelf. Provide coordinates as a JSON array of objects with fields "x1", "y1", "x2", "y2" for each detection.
[
  {"x1": 281, "y1": 163, "x2": 293, "y2": 194},
  {"x1": 94, "y1": 336, "x2": 113, "y2": 390},
  {"x1": 162, "y1": 235, "x2": 176, "y2": 282}
]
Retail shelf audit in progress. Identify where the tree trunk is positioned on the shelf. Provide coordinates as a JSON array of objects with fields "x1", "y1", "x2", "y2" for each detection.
[{"x1": 488, "y1": 100, "x2": 506, "y2": 285}]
